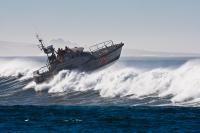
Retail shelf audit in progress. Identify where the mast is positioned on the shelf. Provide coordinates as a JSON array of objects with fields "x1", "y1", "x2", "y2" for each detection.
[
  {"x1": 36, "y1": 34, "x2": 56, "y2": 67},
  {"x1": 36, "y1": 34, "x2": 48, "y2": 56}
]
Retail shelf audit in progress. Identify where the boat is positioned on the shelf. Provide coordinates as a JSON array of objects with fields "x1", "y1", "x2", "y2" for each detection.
[{"x1": 33, "y1": 35, "x2": 124, "y2": 83}]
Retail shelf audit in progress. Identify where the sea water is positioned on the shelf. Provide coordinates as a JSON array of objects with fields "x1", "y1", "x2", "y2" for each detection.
[{"x1": 0, "y1": 56, "x2": 200, "y2": 132}]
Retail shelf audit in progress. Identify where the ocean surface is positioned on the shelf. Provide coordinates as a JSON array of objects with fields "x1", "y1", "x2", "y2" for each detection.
[{"x1": 0, "y1": 56, "x2": 200, "y2": 132}]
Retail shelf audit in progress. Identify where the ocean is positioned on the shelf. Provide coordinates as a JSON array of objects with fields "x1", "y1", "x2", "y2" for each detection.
[{"x1": 0, "y1": 56, "x2": 200, "y2": 132}]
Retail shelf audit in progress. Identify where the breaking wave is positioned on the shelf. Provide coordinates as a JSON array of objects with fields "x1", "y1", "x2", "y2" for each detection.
[
  {"x1": 0, "y1": 58, "x2": 42, "y2": 77},
  {"x1": 24, "y1": 59, "x2": 200, "y2": 105},
  {"x1": 1, "y1": 57, "x2": 200, "y2": 106}
]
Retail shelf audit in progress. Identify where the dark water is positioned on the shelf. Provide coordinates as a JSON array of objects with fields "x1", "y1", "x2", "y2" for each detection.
[
  {"x1": 0, "y1": 106, "x2": 200, "y2": 133},
  {"x1": 1, "y1": 57, "x2": 200, "y2": 132}
]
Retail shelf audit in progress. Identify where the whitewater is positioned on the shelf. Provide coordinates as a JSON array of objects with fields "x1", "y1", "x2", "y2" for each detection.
[{"x1": 0, "y1": 56, "x2": 200, "y2": 106}]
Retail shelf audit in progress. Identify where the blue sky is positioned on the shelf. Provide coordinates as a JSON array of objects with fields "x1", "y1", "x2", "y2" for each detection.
[{"x1": 0, "y1": 0, "x2": 200, "y2": 53}]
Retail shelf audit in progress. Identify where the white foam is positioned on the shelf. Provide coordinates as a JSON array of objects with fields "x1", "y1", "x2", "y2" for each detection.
[
  {"x1": 2, "y1": 57, "x2": 200, "y2": 105},
  {"x1": 24, "y1": 59, "x2": 200, "y2": 105},
  {"x1": 0, "y1": 58, "x2": 42, "y2": 79}
]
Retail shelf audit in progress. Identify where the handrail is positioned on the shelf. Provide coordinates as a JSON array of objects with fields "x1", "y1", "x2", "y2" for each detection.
[
  {"x1": 89, "y1": 40, "x2": 114, "y2": 53},
  {"x1": 37, "y1": 65, "x2": 49, "y2": 74}
]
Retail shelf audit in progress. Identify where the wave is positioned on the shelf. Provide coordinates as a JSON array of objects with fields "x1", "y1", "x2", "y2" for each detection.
[
  {"x1": 0, "y1": 57, "x2": 43, "y2": 79},
  {"x1": 1, "y1": 57, "x2": 200, "y2": 106},
  {"x1": 23, "y1": 59, "x2": 200, "y2": 105}
]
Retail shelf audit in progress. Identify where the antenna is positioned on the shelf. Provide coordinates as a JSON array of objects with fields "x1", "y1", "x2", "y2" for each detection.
[
  {"x1": 36, "y1": 34, "x2": 43, "y2": 44},
  {"x1": 35, "y1": 34, "x2": 46, "y2": 51},
  {"x1": 34, "y1": 33, "x2": 55, "y2": 66}
]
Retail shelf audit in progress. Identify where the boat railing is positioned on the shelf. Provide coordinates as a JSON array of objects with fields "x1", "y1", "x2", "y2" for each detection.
[
  {"x1": 89, "y1": 40, "x2": 114, "y2": 53},
  {"x1": 34, "y1": 65, "x2": 49, "y2": 75}
]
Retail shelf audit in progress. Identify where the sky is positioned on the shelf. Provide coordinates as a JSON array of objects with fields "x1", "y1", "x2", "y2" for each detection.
[{"x1": 0, "y1": 0, "x2": 200, "y2": 54}]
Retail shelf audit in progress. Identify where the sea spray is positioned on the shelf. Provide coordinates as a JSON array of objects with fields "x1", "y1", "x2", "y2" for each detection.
[
  {"x1": 0, "y1": 58, "x2": 42, "y2": 78},
  {"x1": 25, "y1": 59, "x2": 200, "y2": 104},
  {"x1": 1, "y1": 57, "x2": 200, "y2": 105}
]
